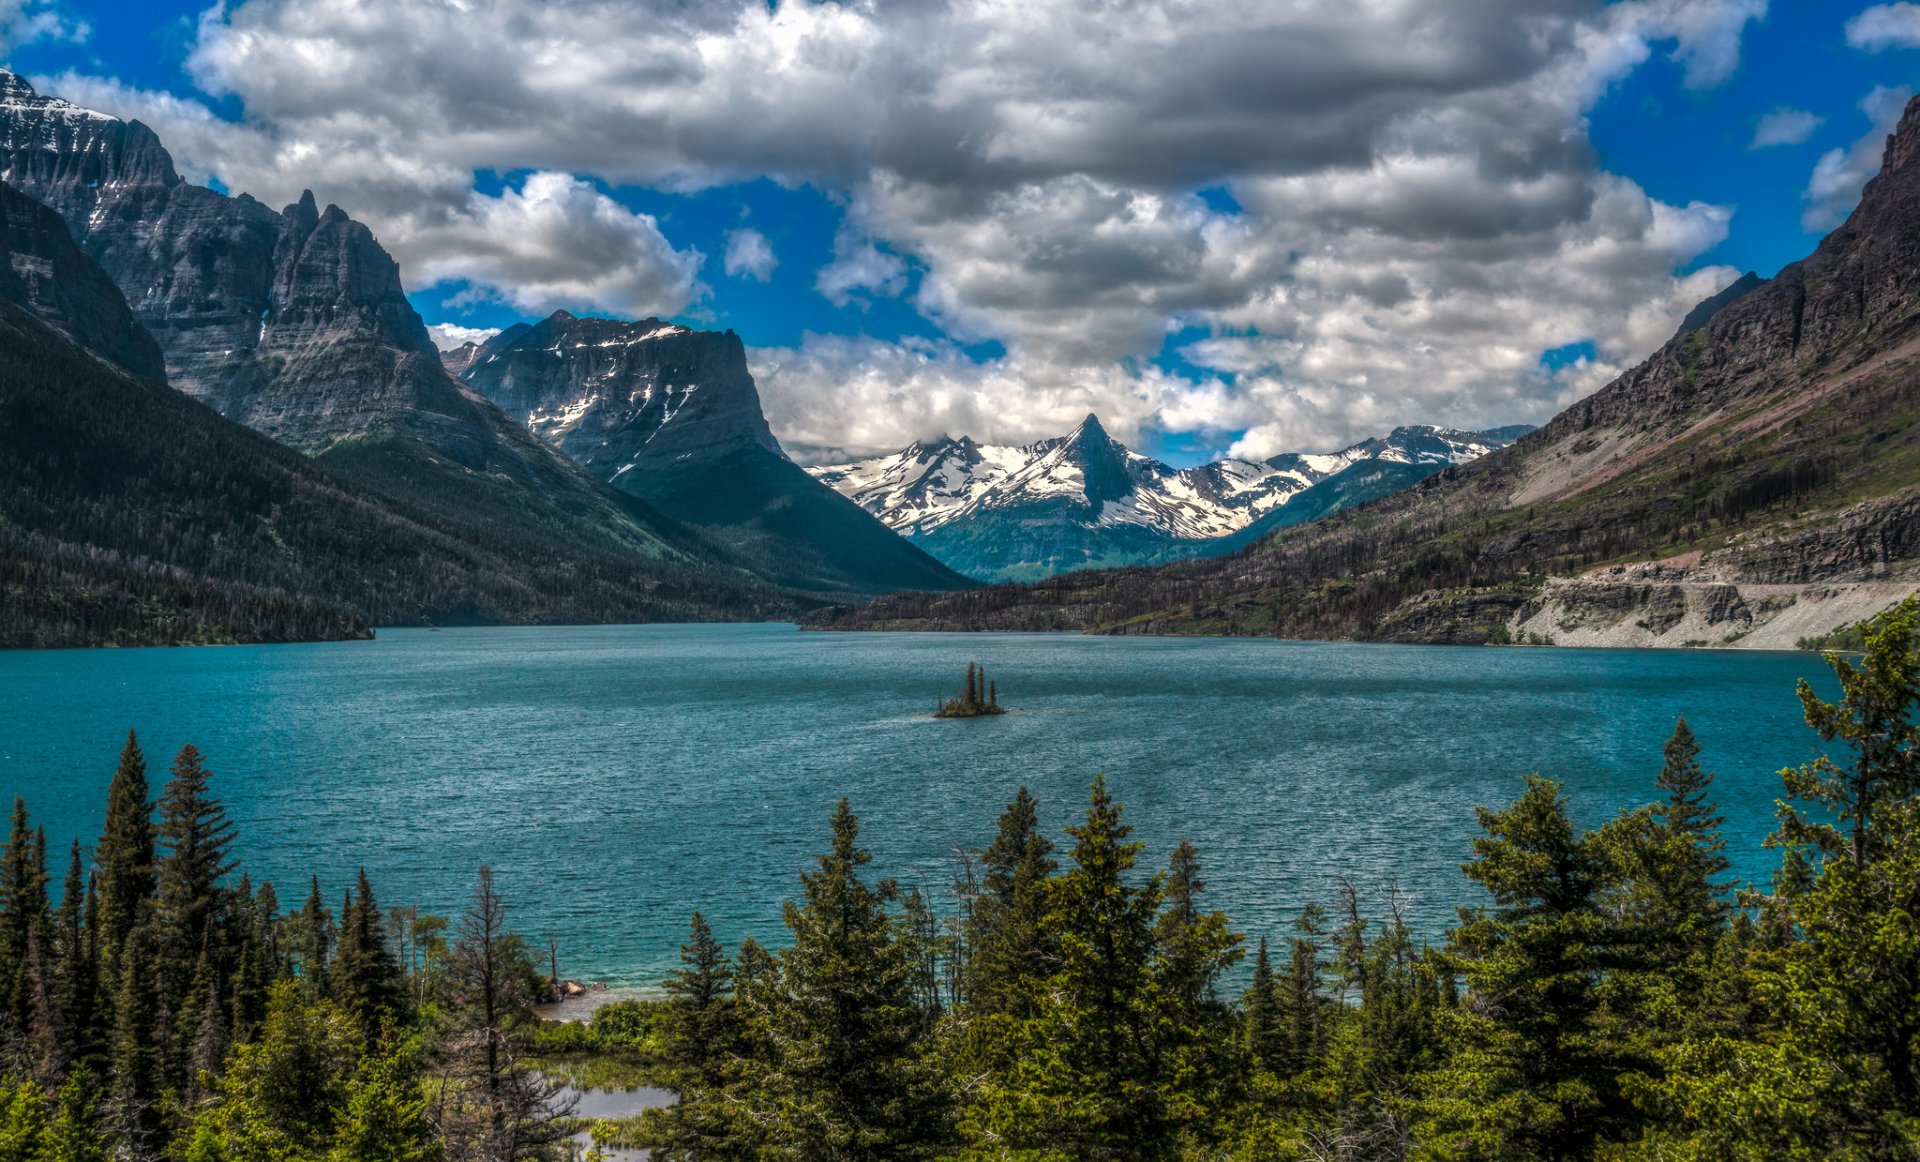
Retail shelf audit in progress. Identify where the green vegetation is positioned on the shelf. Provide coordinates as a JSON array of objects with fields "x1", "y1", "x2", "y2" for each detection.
[
  {"x1": 1798, "y1": 621, "x2": 1871, "y2": 652},
  {"x1": 934, "y1": 662, "x2": 1006, "y2": 718},
  {"x1": 642, "y1": 598, "x2": 1920, "y2": 1159},
  {"x1": 0, "y1": 735, "x2": 577, "y2": 1160}
]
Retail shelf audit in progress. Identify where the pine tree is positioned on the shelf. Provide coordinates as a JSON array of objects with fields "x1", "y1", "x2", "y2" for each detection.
[
  {"x1": 1276, "y1": 903, "x2": 1327, "y2": 1077},
  {"x1": 50, "y1": 843, "x2": 98, "y2": 1076},
  {"x1": 439, "y1": 866, "x2": 570, "y2": 1162},
  {"x1": 1650, "y1": 718, "x2": 1732, "y2": 944},
  {"x1": 227, "y1": 879, "x2": 274, "y2": 1046},
  {"x1": 771, "y1": 799, "x2": 944, "y2": 1158},
  {"x1": 94, "y1": 731, "x2": 154, "y2": 979},
  {"x1": 982, "y1": 775, "x2": 1169, "y2": 1159},
  {"x1": 152, "y1": 745, "x2": 237, "y2": 1068},
  {"x1": 1243, "y1": 937, "x2": 1281, "y2": 1071},
  {"x1": 964, "y1": 787, "x2": 1056, "y2": 1016},
  {"x1": 334, "y1": 870, "x2": 402, "y2": 1044},
  {"x1": 655, "y1": 912, "x2": 740, "y2": 1161},
  {"x1": 1420, "y1": 776, "x2": 1630, "y2": 1158},
  {"x1": 105, "y1": 923, "x2": 160, "y2": 1160},
  {"x1": 1783, "y1": 595, "x2": 1920, "y2": 869},
  {"x1": 294, "y1": 877, "x2": 333, "y2": 996},
  {"x1": 1155, "y1": 840, "x2": 1242, "y2": 1013},
  {"x1": 0, "y1": 798, "x2": 49, "y2": 1038}
]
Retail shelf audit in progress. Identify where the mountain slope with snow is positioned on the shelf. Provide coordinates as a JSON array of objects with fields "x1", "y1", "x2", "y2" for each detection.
[
  {"x1": 809, "y1": 416, "x2": 1529, "y2": 580},
  {"x1": 455, "y1": 311, "x2": 973, "y2": 597}
]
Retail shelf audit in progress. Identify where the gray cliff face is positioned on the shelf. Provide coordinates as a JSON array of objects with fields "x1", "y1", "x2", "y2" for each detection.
[
  {"x1": 455, "y1": 310, "x2": 781, "y2": 475},
  {"x1": 0, "y1": 70, "x2": 489, "y2": 462},
  {"x1": 455, "y1": 310, "x2": 970, "y2": 596},
  {"x1": 0, "y1": 181, "x2": 165, "y2": 380}
]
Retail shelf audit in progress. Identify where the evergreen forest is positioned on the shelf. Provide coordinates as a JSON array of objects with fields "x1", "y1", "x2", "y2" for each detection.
[{"x1": 7, "y1": 601, "x2": 1920, "y2": 1159}]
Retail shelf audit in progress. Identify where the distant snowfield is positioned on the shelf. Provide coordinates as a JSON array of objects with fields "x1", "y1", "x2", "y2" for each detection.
[{"x1": 808, "y1": 415, "x2": 1527, "y2": 542}]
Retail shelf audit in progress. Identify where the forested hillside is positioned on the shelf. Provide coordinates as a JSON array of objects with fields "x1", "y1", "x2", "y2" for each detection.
[
  {"x1": 816, "y1": 93, "x2": 1920, "y2": 647},
  {"x1": 0, "y1": 302, "x2": 795, "y2": 647}
]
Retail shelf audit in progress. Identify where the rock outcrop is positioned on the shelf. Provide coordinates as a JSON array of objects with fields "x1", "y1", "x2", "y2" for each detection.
[
  {"x1": 0, "y1": 181, "x2": 165, "y2": 379},
  {"x1": 456, "y1": 310, "x2": 972, "y2": 597}
]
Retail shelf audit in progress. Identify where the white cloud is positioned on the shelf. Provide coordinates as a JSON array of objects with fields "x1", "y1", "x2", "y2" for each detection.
[
  {"x1": 755, "y1": 335, "x2": 1250, "y2": 465},
  {"x1": 816, "y1": 225, "x2": 907, "y2": 308},
  {"x1": 1805, "y1": 85, "x2": 1915, "y2": 231},
  {"x1": 408, "y1": 172, "x2": 705, "y2": 319},
  {"x1": 0, "y1": 0, "x2": 84, "y2": 51},
  {"x1": 41, "y1": 0, "x2": 1774, "y2": 458},
  {"x1": 1751, "y1": 107, "x2": 1823, "y2": 149},
  {"x1": 723, "y1": 227, "x2": 776, "y2": 281},
  {"x1": 1848, "y1": 3, "x2": 1920, "y2": 51},
  {"x1": 426, "y1": 323, "x2": 499, "y2": 352}
]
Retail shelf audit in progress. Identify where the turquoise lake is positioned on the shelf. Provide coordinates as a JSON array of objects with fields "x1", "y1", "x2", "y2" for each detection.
[{"x1": 0, "y1": 624, "x2": 1843, "y2": 988}]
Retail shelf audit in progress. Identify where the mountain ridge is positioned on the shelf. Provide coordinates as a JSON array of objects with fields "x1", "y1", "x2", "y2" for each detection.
[{"x1": 808, "y1": 416, "x2": 1528, "y2": 581}]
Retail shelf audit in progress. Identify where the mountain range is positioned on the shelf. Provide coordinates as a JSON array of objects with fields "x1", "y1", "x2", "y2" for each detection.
[
  {"x1": 808, "y1": 417, "x2": 1529, "y2": 581},
  {"x1": 812, "y1": 89, "x2": 1920, "y2": 647},
  {"x1": 0, "y1": 69, "x2": 964, "y2": 644}
]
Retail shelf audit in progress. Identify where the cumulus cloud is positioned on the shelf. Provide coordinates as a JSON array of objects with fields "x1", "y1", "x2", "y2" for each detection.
[
  {"x1": 816, "y1": 226, "x2": 908, "y2": 308},
  {"x1": 1751, "y1": 107, "x2": 1823, "y2": 149},
  {"x1": 40, "y1": 0, "x2": 1776, "y2": 459},
  {"x1": 755, "y1": 335, "x2": 1250, "y2": 465},
  {"x1": 1848, "y1": 3, "x2": 1920, "y2": 51},
  {"x1": 723, "y1": 227, "x2": 777, "y2": 281},
  {"x1": 426, "y1": 323, "x2": 500, "y2": 352},
  {"x1": 1805, "y1": 86, "x2": 1915, "y2": 232},
  {"x1": 0, "y1": 0, "x2": 84, "y2": 51},
  {"x1": 406, "y1": 172, "x2": 705, "y2": 318}
]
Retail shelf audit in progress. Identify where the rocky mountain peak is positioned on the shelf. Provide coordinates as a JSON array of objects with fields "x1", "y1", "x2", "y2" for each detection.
[{"x1": 458, "y1": 311, "x2": 781, "y2": 473}]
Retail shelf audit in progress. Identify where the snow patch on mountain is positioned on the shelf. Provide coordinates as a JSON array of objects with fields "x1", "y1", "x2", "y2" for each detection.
[{"x1": 808, "y1": 416, "x2": 1529, "y2": 541}]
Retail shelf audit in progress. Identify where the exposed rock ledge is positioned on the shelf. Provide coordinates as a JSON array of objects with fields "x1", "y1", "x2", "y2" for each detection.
[{"x1": 1508, "y1": 566, "x2": 1916, "y2": 649}]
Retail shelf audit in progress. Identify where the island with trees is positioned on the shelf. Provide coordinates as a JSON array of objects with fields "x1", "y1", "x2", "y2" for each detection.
[{"x1": 934, "y1": 661, "x2": 1006, "y2": 718}]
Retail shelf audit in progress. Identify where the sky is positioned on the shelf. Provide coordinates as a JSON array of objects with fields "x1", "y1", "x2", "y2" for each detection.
[{"x1": 2, "y1": 0, "x2": 1913, "y2": 465}]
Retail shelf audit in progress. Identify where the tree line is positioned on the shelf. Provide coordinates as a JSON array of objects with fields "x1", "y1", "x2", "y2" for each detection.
[
  {"x1": 0, "y1": 734, "x2": 572, "y2": 1160},
  {"x1": 646, "y1": 599, "x2": 1920, "y2": 1159}
]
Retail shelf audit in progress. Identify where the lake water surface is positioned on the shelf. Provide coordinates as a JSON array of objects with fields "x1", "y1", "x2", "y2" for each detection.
[{"x1": 0, "y1": 624, "x2": 1841, "y2": 987}]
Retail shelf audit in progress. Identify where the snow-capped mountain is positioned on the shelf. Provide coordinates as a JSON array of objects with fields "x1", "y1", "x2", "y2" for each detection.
[{"x1": 813, "y1": 415, "x2": 1527, "y2": 539}]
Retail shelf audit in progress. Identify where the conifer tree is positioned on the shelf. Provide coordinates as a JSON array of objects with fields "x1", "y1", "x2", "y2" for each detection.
[
  {"x1": 51, "y1": 843, "x2": 98, "y2": 1075},
  {"x1": 983, "y1": 775, "x2": 1170, "y2": 1158},
  {"x1": 334, "y1": 869, "x2": 402, "y2": 1044},
  {"x1": 106, "y1": 923, "x2": 160, "y2": 1160},
  {"x1": 294, "y1": 878, "x2": 333, "y2": 997},
  {"x1": 771, "y1": 799, "x2": 944, "y2": 1157},
  {"x1": 94, "y1": 731, "x2": 154, "y2": 978},
  {"x1": 1276, "y1": 903, "x2": 1327, "y2": 1077},
  {"x1": 1155, "y1": 840, "x2": 1242, "y2": 1014},
  {"x1": 964, "y1": 787, "x2": 1056, "y2": 1016},
  {"x1": 439, "y1": 866, "x2": 569, "y2": 1162},
  {"x1": 152, "y1": 745, "x2": 237, "y2": 1053},
  {"x1": 655, "y1": 912, "x2": 740, "y2": 1161},
  {"x1": 1243, "y1": 937, "x2": 1281, "y2": 1071},
  {"x1": 1783, "y1": 595, "x2": 1920, "y2": 869},
  {"x1": 0, "y1": 798, "x2": 49, "y2": 1035},
  {"x1": 1421, "y1": 776, "x2": 1631, "y2": 1158}
]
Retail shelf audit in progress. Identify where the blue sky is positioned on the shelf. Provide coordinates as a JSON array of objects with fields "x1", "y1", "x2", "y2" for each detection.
[{"x1": 5, "y1": 0, "x2": 1912, "y2": 463}]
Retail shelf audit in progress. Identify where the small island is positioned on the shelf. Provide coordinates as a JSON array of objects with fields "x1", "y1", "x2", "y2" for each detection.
[{"x1": 935, "y1": 661, "x2": 1007, "y2": 717}]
